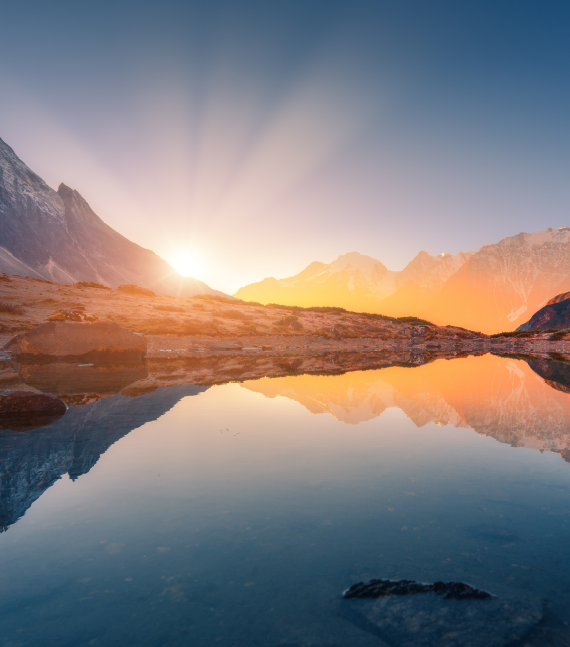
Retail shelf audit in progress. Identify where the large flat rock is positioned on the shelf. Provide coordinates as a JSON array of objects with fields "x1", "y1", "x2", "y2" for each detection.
[{"x1": 4, "y1": 321, "x2": 147, "y2": 360}]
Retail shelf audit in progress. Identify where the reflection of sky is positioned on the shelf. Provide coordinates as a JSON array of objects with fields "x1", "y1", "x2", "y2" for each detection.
[
  {"x1": 1, "y1": 1, "x2": 569, "y2": 292},
  {"x1": 1, "y1": 366, "x2": 570, "y2": 644}
]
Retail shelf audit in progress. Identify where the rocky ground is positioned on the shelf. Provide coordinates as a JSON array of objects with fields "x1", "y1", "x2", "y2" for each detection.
[
  {"x1": 2, "y1": 273, "x2": 570, "y2": 355},
  {"x1": 0, "y1": 273, "x2": 488, "y2": 353}
]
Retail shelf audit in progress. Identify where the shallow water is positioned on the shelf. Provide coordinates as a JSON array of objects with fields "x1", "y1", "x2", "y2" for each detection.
[{"x1": 1, "y1": 354, "x2": 570, "y2": 646}]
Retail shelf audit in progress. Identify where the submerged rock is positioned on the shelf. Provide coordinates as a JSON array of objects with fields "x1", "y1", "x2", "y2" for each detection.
[
  {"x1": 343, "y1": 578, "x2": 542, "y2": 647},
  {"x1": 4, "y1": 321, "x2": 147, "y2": 360},
  {"x1": 344, "y1": 578, "x2": 491, "y2": 600},
  {"x1": 343, "y1": 590, "x2": 543, "y2": 647}
]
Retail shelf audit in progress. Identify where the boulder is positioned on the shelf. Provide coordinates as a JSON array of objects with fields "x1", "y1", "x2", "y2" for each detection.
[{"x1": 4, "y1": 321, "x2": 147, "y2": 360}]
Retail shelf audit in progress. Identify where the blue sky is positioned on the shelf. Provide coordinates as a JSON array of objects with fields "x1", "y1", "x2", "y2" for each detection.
[{"x1": 1, "y1": 1, "x2": 569, "y2": 292}]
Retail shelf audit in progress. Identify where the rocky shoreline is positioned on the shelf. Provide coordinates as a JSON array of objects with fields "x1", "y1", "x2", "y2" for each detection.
[
  {"x1": 2, "y1": 273, "x2": 570, "y2": 358},
  {"x1": 3, "y1": 272, "x2": 570, "y2": 402},
  {"x1": 139, "y1": 331, "x2": 570, "y2": 359}
]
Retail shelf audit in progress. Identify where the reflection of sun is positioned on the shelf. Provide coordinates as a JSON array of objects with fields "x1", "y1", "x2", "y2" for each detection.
[{"x1": 168, "y1": 251, "x2": 203, "y2": 277}]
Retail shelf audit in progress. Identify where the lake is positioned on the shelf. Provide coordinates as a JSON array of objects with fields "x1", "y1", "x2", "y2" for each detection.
[{"x1": 0, "y1": 353, "x2": 569, "y2": 646}]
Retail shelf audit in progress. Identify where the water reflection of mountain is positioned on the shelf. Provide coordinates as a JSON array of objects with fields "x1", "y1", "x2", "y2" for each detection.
[
  {"x1": 243, "y1": 354, "x2": 570, "y2": 459},
  {"x1": 3, "y1": 352, "x2": 570, "y2": 531},
  {"x1": 0, "y1": 384, "x2": 208, "y2": 531}
]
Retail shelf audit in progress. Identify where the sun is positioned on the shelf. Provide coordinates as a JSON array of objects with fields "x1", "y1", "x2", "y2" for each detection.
[{"x1": 168, "y1": 251, "x2": 203, "y2": 278}]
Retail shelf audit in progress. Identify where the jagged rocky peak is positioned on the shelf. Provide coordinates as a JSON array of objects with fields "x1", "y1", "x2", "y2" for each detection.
[
  {"x1": 0, "y1": 137, "x2": 65, "y2": 226},
  {"x1": 396, "y1": 251, "x2": 439, "y2": 286},
  {"x1": 57, "y1": 182, "x2": 93, "y2": 210},
  {"x1": 57, "y1": 182, "x2": 79, "y2": 201},
  {"x1": 56, "y1": 182, "x2": 120, "y2": 237},
  {"x1": 327, "y1": 251, "x2": 389, "y2": 276},
  {"x1": 234, "y1": 250, "x2": 398, "y2": 307},
  {"x1": 394, "y1": 249, "x2": 471, "y2": 290}
]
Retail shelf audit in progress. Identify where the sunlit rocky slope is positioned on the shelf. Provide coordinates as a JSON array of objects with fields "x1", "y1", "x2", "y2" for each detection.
[
  {"x1": 236, "y1": 229, "x2": 570, "y2": 334},
  {"x1": 0, "y1": 137, "x2": 225, "y2": 298},
  {"x1": 516, "y1": 291, "x2": 570, "y2": 331}
]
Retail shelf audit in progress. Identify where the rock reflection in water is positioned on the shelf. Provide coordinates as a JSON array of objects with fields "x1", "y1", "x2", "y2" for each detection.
[
  {"x1": 12, "y1": 359, "x2": 148, "y2": 406},
  {"x1": 121, "y1": 348, "x2": 484, "y2": 392},
  {"x1": 0, "y1": 384, "x2": 208, "y2": 532},
  {"x1": 0, "y1": 410, "x2": 66, "y2": 432}
]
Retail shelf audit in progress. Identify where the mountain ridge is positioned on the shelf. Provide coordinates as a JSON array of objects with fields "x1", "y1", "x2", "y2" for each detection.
[{"x1": 0, "y1": 137, "x2": 227, "y2": 298}]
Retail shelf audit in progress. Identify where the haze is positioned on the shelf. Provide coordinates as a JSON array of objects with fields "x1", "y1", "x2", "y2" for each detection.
[{"x1": 1, "y1": 0, "x2": 568, "y2": 294}]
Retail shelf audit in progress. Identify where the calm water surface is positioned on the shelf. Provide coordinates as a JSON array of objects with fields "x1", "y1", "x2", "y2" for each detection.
[{"x1": 0, "y1": 354, "x2": 569, "y2": 646}]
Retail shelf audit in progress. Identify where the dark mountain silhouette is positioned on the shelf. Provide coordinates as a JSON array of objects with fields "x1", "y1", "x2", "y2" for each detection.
[
  {"x1": 0, "y1": 384, "x2": 208, "y2": 531},
  {"x1": 516, "y1": 292, "x2": 570, "y2": 331},
  {"x1": 0, "y1": 137, "x2": 226, "y2": 297}
]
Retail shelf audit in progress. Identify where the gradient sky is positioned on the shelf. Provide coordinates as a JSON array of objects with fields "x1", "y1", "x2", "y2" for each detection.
[{"x1": 1, "y1": 1, "x2": 569, "y2": 293}]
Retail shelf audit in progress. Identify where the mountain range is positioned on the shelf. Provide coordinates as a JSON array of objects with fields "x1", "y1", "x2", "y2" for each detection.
[
  {"x1": 0, "y1": 137, "x2": 225, "y2": 297},
  {"x1": 235, "y1": 230, "x2": 570, "y2": 334},
  {"x1": 3, "y1": 133, "x2": 569, "y2": 332}
]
